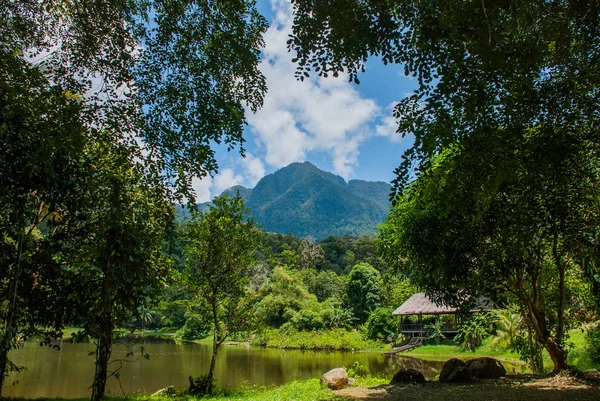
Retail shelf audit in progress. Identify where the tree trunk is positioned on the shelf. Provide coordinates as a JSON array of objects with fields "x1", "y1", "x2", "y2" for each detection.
[
  {"x1": 0, "y1": 318, "x2": 15, "y2": 396},
  {"x1": 205, "y1": 300, "x2": 220, "y2": 395},
  {"x1": 90, "y1": 327, "x2": 113, "y2": 401},
  {"x1": 545, "y1": 342, "x2": 568, "y2": 373},
  {"x1": 91, "y1": 274, "x2": 114, "y2": 401}
]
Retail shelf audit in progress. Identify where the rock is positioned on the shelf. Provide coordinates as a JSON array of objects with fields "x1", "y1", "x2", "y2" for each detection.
[
  {"x1": 321, "y1": 368, "x2": 349, "y2": 390},
  {"x1": 439, "y1": 358, "x2": 472, "y2": 383},
  {"x1": 466, "y1": 357, "x2": 506, "y2": 379},
  {"x1": 390, "y1": 368, "x2": 426, "y2": 384},
  {"x1": 152, "y1": 385, "x2": 176, "y2": 396}
]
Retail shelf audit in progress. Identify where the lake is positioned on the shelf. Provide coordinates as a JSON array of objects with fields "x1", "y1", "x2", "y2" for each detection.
[{"x1": 5, "y1": 340, "x2": 527, "y2": 398}]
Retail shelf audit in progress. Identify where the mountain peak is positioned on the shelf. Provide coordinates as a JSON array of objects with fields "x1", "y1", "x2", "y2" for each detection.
[{"x1": 194, "y1": 162, "x2": 391, "y2": 239}]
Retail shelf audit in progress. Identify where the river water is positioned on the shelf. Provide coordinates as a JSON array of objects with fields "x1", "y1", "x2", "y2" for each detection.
[{"x1": 5, "y1": 340, "x2": 527, "y2": 398}]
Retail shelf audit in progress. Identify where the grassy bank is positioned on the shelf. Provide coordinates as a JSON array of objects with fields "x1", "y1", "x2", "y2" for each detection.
[
  {"x1": 404, "y1": 329, "x2": 600, "y2": 372},
  {"x1": 250, "y1": 328, "x2": 384, "y2": 351},
  {"x1": 6, "y1": 374, "x2": 599, "y2": 401}
]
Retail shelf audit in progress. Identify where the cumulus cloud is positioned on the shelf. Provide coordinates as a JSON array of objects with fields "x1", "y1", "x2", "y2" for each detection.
[
  {"x1": 241, "y1": 153, "x2": 266, "y2": 186},
  {"x1": 214, "y1": 168, "x2": 243, "y2": 194},
  {"x1": 375, "y1": 102, "x2": 403, "y2": 143},
  {"x1": 245, "y1": 0, "x2": 384, "y2": 179},
  {"x1": 191, "y1": 168, "x2": 243, "y2": 203},
  {"x1": 192, "y1": 175, "x2": 213, "y2": 203}
]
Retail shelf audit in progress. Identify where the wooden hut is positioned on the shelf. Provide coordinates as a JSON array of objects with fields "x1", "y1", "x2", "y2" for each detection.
[
  {"x1": 385, "y1": 293, "x2": 497, "y2": 354},
  {"x1": 389, "y1": 293, "x2": 497, "y2": 349}
]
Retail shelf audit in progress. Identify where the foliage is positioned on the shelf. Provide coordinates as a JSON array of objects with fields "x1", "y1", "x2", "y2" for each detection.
[
  {"x1": 425, "y1": 319, "x2": 446, "y2": 345},
  {"x1": 290, "y1": 0, "x2": 600, "y2": 373},
  {"x1": 158, "y1": 300, "x2": 189, "y2": 329},
  {"x1": 302, "y1": 269, "x2": 345, "y2": 303},
  {"x1": 454, "y1": 314, "x2": 494, "y2": 352},
  {"x1": 346, "y1": 263, "x2": 382, "y2": 324},
  {"x1": 0, "y1": 48, "x2": 88, "y2": 389},
  {"x1": 245, "y1": 162, "x2": 390, "y2": 239},
  {"x1": 251, "y1": 328, "x2": 382, "y2": 351},
  {"x1": 585, "y1": 322, "x2": 600, "y2": 365},
  {"x1": 68, "y1": 141, "x2": 173, "y2": 400},
  {"x1": 2, "y1": 0, "x2": 269, "y2": 202},
  {"x1": 177, "y1": 314, "x2": 211, "y2": 342},
  {"x1": 345, "y1": 361, "x2": 367, "y2": 378},
  {"x1": 365, "y1": 308, "x2": 397, "y2": 341},
  {"x1": 491, "y1": 309, "x2": 522, "y2": 350}
]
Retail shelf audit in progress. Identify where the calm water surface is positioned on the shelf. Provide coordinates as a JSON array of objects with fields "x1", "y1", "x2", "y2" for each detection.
[{"x1": 5, "y1": 340, "x2": 527, "y2": 398}]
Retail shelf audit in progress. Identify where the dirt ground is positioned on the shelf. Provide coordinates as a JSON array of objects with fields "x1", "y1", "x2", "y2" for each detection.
[{"x1": 335, "y1": 372, "x2": 600, "y2": 401}]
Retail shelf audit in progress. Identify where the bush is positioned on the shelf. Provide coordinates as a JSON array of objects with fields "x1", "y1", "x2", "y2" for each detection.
[
  {"x1": 250, "y1": 328, "x2": 382, "y2": 350},
  {"x1": 586, "y1": 322, "x2": 600, "y2": 364},
  {"x1": 365, "y1": 307, "x2": 397, "y2": 340},
  {"x1": 454, "y1": 313, "x2": 493, "y2": 351},
  {"x1": 177, "y1": 314, "x2": 210, "y2": 341},
  {"x1": 158, "y1": 300, "x2": 188, "y2": 328}
]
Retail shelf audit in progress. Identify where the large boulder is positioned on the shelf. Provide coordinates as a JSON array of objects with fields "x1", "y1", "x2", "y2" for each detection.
[
  {"x1": 439, "y1": 358, "x2": 472, "y2": 383},
  {"x1": 466, "y1": 357, "x2": 506, "y2": 379},
  {"x1": 321, "y1": 368, "x2": 349, "y2": 390},
  {"x1": 390, "y1": 368, "x2": 426, "y2": 384}
]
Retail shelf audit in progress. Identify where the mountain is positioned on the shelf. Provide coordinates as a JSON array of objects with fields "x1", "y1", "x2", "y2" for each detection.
[{"x1": 212, "y1": 162, "x2": 391, "y2": 239}]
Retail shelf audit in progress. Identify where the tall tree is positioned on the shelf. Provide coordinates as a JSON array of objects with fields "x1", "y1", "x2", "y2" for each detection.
[
  {"x1": 67, "y1": 141, "x2": 172, "y2": 401},
  {"x1": 2, "y1": 0, "x2": 268, "y2": 199},
  {"x1": 0, "y1": 50, "x2": 87, "y2": 393},
  {"x1": 2, "y1": 1, "x2": 269, "y2": 397},
  {"x1": 379, "y1": 127, "x2": 600, "y2": 371},
  {"x1": 289, "y1": 1, "x2": 600, "y2": 371},
  {"x1": 346, "y1": 263, "x2": 382, "y2": 324},
  {"x1": 183, "y1": 194, "x2": 258, "y2": 395}
]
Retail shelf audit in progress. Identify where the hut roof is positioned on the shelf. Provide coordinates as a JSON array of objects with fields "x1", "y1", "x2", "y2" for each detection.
[{"x1": 392, "y1": 292, "x2": 498, "y2": 316}]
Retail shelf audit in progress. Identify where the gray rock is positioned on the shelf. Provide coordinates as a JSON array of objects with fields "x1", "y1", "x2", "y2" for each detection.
[
  {"x1": 390, "y1": 368, "x2": 426, "y2": 384},
  {"x1": 466, "y1": 357, "x2": 506, "y2": 379},
  {"x1": 439, "y1": 358, "x2": 472, "y2": 383},
  {"x1": 321, "y1": 368, "x2": 349, "y2": 390}
]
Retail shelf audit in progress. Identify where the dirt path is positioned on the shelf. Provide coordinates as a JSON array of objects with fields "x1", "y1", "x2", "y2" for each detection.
[{"x1": 335, "y1": 373, "x2": 600, "y2": 401}]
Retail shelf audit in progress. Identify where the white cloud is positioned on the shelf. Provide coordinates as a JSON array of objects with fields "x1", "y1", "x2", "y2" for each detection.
[
  {"x1": 192, "y1": 175, "x2": 213, "y2": 203},
  {"x1": 375, "y1": 102, "x2": 402, "y2": 143},
  {"x1": 246, "y1": 0, "x2": 384, "y2": 179},
  {"x1": 241, "y1": 153, "x2": 266, "y2": 186},
  {"x1": 213, "y1": 168, "x2": 243, "y2": 194}
]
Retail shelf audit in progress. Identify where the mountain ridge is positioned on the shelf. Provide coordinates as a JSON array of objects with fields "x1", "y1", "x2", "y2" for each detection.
[{"x1": 202, "y1": 162, "x2": 391, "y2": 239}]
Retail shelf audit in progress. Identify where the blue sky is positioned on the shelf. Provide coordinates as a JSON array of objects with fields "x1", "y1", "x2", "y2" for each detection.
[{"x1": 192, "y1": 0, "x2": 417, "y2": 202}]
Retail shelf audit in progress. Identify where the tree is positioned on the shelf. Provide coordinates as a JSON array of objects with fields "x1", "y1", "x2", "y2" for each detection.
[
  {"x1": 379, "y1": 130, "x2": 600, "y2": 371},
  {"x1": 2, "y1": 0, "x2": 268, "y2": 200},
  {"x1": 299, "y1": 236, "x2": 324, "y2": 270},
  {"x1": 2, "y1": 1, "x2": 269, "y2": 397},
  {"x1": 346, "y1": 263, "x2": 382, "y2": 324},
  {"x1": 182, "y1": 194, "x2": 258, "y2": 395},
  {"x1": 67, "y1": 141, "x2": 172, "y2": 401},
  {"x1": 0, "y1": 49, "x2": 88, "y2": 394},
  {"x1": 289, "y1": 0, "x2": 600, "y2": 371}
]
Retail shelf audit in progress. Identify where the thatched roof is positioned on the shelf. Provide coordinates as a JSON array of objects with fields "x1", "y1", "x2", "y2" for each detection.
[{"x1": 392, "y1": 292, "x2": 498, "y2": 316}]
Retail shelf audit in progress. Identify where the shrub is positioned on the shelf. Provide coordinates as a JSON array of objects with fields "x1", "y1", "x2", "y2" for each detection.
[
  {"x1": 365, "y1": 307, "x2": 396, "y2": 340},
  {"x1": 586, "y1": 322, "x2": 600, "y2": 364},
  {"x1": 177, "y1": 314, "x2": 210, "y2": 341}
]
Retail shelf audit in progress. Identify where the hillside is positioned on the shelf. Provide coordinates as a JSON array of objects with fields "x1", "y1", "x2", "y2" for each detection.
[{"x1": 196, "y1": 162, "x2": 391, "y2": 239}]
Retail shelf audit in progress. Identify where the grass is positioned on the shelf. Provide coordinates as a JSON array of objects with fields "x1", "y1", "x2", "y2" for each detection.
[
  {"x1": 250, "y1": 328, "x2": 384, "y2": 351},
  {"x1": 7, "y1": 374, "x2": 599, "y2": 401},
  {"x1": 404, "y1": 329, "x2": 600, "y2": 373},
  {"x1": 6, "y1": 379, "x2": 344, "y2": 401},
  {"x1": 404, "y1": 337, "x2": 524, "y2": 364}
]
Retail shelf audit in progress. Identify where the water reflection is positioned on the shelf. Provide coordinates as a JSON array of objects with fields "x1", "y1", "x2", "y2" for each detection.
[{"x1": 5, "y1": 341, "x2": 527, "y2": 398}]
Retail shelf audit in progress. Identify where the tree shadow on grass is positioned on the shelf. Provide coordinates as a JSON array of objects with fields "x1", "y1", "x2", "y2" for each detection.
[{"x1": 336, "y1": 375, "x2": 600, "y2": 401}]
